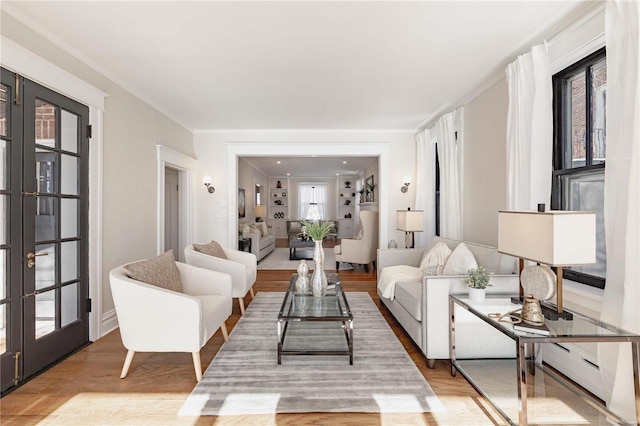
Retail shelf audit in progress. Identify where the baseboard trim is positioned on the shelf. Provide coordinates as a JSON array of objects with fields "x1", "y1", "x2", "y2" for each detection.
[{"x1": 100, "y1": 308, "x2": 118, "y2": 338}]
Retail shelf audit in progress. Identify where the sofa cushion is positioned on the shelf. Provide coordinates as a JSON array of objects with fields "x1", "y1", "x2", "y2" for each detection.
[
  {"x1": 395, "y1": 281, "x2": 422, "y2": 322},
  {"x1": 443, "y1": 242, "x2": 478, "y2": 275},
  {"x1": 124, "y1": 250, "x2": 183, "y2": 292},
  {"x1": 256, "y1": 221, "x2": 269, "y2": 237},
  {"x1": 194, "y1": 241, "x2": 228, "y2": 260},
  {"x1": 419, "y1": 242, "x2": 452, "y2": 274}
]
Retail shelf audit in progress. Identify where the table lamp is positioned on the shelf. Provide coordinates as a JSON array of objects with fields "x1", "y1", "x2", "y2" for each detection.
[
  {"x1": 498, "y1": 208, "x2": 596, "y2": 320},
  {"x1": 396, "y1": 208, "x2": 424, "y2": 249},
  {"x1": 254, "y1": 205, "x2": 266, "y2": 222}
]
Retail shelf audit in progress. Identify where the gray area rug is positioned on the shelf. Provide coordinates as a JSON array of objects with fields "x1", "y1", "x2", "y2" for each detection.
[
  {"x1": 179, "y1": 292, "x2": 444, "y2": 415},
  {"x1": 258, "y1": 247, "x2": 353, "y2": 271}
]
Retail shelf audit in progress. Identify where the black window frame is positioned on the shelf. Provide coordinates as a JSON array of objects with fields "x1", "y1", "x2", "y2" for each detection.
[{"x1": 551, "y1": 47, "x2": 606, "y2": 289}]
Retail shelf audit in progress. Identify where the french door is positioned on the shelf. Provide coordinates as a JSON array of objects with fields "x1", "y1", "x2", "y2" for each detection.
[{"x1": 0, "y1": 68, "x2": 90, "y2": 394}]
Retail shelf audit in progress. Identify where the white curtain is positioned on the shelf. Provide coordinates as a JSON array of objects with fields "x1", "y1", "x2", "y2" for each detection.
[
  {"x1": 414, "y1": 129, "x2": 437, "y2": 247},
  {"x1": 599, "y1": 0, "x2": 640, "y2": 422},
  {"x1": 298, "y1": 183, "x2": 328, "y2": 220},
  {"x1": 435, "y1": 107, "x2": 464, "y2": 240},
  {"x1": 505, "y1": 43, "x2": 553, "y2": 210}
]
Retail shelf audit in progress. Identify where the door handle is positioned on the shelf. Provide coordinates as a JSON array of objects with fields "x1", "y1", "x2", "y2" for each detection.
[{"x1": 26, "y1": 251, "x2": 48, "y2": 268}]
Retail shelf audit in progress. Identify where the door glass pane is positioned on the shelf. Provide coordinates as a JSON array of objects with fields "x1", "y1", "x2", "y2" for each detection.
[
  {"x1": 0, "y1": 303, "x2": 6, "y2": 355},
  {"x1": 0, "y1": 248, "x2": 6, "y2": 299},
  {"x1": 61, "y1": 198, "x2": 78, "y2": 239},
  {"x1": 0, "y1": 139, "x2": 7, "y2": 190},
  {"x1": 35, "y1": 196, "x2": 57, "y2": 242},
  {"x1": 60, "y1": 154, "x2": 78, "y2": 195},
  {"x1": 61, "y1": 283, "x2": 78, "y2": 327},
  {"x1": 61, "y1": 110, "x2": 78, "y2": 153},
  {"x1": 35, "y1": 243, "x2": 56, "y2": 290},
  {"x1": 591, "y1": 59, "x2": 607, "y2": 165},
  {"x1": 35, "y1": 99, "x2": 56, "y2": 148},
  {"x1": 35, "y1": 290, "x2": 55, "y2": 339},
  {"x1": 569, "y1": 71, "x2": 586, "y2": 168},
  {"x1": 36, "y1": 149, "x2": 57, "y2": 194},
  {"x1": 562, "y1": 169, "x2": 606, "y2": 279},
  {"x1": 60, "y1": 241, "x2": 78, "y2": 283},
  {"x1": 0, "y1": 194, "x2": 7, "y2": 245},
  {"x1": 0, "y1": 84, "x2": 8, "y2": 137}
]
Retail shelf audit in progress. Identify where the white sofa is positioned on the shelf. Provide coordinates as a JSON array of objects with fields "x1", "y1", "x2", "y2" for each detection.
[
  {"x1": 243, "y1": 225, "x2": 276, "y2": 261},
  {"x1": 377, "y1": 236, "x2": 520, "y2": 368}
]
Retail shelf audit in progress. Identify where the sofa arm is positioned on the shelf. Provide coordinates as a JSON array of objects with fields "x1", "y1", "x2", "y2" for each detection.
[
  {"x1": 422, "y1": 274, "x2": 520, "y2": 359},
  {"x1": 377, "y1": 249, "x2": 423, "y2": 270},
  {"x1": 245, "y1": 231, "x2": 260, "y2": 257}
]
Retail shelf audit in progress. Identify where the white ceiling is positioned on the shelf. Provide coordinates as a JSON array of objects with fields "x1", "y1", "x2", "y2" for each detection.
[{"x1": 3, "y1": 1, "x2": 595, "y2": 131}]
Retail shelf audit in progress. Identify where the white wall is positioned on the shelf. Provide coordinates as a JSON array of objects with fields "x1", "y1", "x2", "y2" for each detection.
[
  {"x1": 238, "y1": 159, "x2": 267, "y2": 225},
  {"x1": 463, "y1": 78, "x2": 509, "y2": 247},
  {"x1": 1, "y1": 12, "x2": 194, "y2": 328},
  {"x1": 193, "y1": 131, "x2": 416, "y2": 250}
]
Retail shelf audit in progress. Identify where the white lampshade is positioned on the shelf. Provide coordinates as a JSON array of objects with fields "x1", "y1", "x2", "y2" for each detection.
[
  {"x1": 396, "y1": 210, "x2": 424, "y2": 232},
  {"x1": 402, "y1": 175, "x2": 412, "y2": 185},
  {"x1": 498, "y1": 210, "x2": 596, "y2": 266},
  {"x1": 254, "y1": 205, "x2": 266, "y2": 218},
  {"x1": 202, "y1": 175, "x2": 212, "y2": 185}
]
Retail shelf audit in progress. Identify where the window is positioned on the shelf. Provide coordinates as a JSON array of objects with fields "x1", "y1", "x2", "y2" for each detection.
[
  {"x1": 552, "y1": 47, "x2": 606, "y2": 288},
  {"x1": 298, "y1": 183, "x2": 328, "y2": 220}
]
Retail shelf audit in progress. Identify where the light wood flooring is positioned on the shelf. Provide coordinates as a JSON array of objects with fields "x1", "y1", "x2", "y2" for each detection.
[{"x1": 0, "y1": 269, "x2": 607, "y2": 425}]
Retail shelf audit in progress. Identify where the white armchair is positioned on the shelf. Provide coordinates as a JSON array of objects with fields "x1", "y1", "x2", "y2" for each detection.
[
  {"x1": 184, "y1": 244, "x2": 257, "y2": 315},
  {"x1": 109, "y1": 261, "x2": 232, "y2": 382},
  {"x1": 334, "y1": 210, "x2": 378, "y2": 272}
]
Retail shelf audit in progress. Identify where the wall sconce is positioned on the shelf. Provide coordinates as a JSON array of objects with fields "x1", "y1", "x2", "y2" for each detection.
[
  {"x1": 401, "y1": 175, "x2": 412, "y2": 193},
  {"x1": 202, "y1": 175, "x2": 215, "y2": 194}
]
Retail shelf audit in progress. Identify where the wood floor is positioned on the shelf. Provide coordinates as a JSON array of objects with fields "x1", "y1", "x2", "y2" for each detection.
[{"x1": 0, "y1": 269, "x2": 594, "y2": 425}]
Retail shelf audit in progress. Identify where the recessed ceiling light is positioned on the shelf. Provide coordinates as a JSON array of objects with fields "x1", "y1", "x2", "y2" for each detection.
[
  {"x1": 342, "y1": 161, "x2": 347, "y2": 164},
  {"x1": 336, "y1": 173, "x2": 340, "y2": 176},
  {"x1": 287, "y1": 173, "x2": 290, "y2": 176},
  {"x1": 277, "y1": 161, "x2": 281, "y2": 164}
]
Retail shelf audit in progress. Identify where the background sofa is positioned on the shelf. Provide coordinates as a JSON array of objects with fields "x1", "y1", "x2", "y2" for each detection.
[
  {"x1": 377, "y1": 236, "x2": 520, "y2": 368},
  {"x1": 242, "y1": 222, "x2": 276, "y2": 261}
]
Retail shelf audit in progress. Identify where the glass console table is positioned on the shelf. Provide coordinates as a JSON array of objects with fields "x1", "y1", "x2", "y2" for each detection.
[{"x1": 449, "y1": 295, "x2": 640, "y2": 425}]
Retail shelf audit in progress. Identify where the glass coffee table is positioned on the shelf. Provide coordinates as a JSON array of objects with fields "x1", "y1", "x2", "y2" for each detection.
[{"x1": 277, "y1": 273, "x2": 354, "y2": 364}]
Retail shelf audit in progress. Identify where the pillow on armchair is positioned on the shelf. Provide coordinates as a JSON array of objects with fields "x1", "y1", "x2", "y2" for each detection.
[
  {"x1": 124, "y1": 250, "x2": 183, "y2": 292},
  {"x1": 194, "y1": 240, "x2": 228, "y2": 260}
]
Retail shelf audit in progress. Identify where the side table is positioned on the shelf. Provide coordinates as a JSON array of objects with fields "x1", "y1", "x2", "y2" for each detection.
[
  {"x1": 238, "y1": 237, "x2": 251, "y2": 253},
  {"x1": 449, "y1": 294, "x2": 640, "y2": 425}
]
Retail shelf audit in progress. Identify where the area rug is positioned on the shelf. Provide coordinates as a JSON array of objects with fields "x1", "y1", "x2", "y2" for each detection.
[
  {"x1": 257, "y1": 247, "x2": 353, "y2": 271},
  {"x1": 179, "y1": 292, "x2": 444, "y2": 415}
]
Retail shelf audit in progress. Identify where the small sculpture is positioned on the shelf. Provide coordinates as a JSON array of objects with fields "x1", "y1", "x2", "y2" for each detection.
[
  {"x1": 276, "y1": 180, "x2": 282, "y2": 188},
  {"x1": 295, "y1": 260, "x2": 310, "y2": 294}
]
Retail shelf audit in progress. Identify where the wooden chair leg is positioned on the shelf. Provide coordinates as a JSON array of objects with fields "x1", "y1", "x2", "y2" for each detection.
[
  {"x1": 238, "y1": 297, "x2": 245, "y2": 315},
  {"x1": 192, "y1": 352, "x2": 202, "y2": 382},
  {"x1": 249, "y1": 286, "x2": 255, "y2": 299},
  {"x1": 120, "y1": 350, "x2": 135, "y2": 379},
  {"x1": 221, "y1": 322, "x2": 229, "y2": 342}
]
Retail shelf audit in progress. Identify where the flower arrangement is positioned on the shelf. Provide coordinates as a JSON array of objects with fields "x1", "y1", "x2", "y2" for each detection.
[
  {"x1": 301, "y1": 220, "x2": 334, "y2": 241},
  {"x1": 464, "y1": 266, "x2": 493, "y2": 289}
]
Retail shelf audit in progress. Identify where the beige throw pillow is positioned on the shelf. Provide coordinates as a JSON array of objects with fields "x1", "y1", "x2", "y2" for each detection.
[
  {"x1": 124, "y1": 250, "x2": 183, "y2": 293},
  {"x1": 419, "y1": 242, "x2": 452, "y2": 274},
  {"x1": 194, "y1": 240, "x2": 228, "y2": 260},
  {"x1": 442, "y1": 242, "x2": 478, "y2": 275},
  {"x1": 257, "y1": 221, "x2": 269, "y2": 237}
]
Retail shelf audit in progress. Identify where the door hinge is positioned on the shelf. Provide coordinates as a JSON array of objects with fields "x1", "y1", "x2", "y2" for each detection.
[
  {"x1": 87, "y1": 124, "x2": 92, "y2": 139},
  {"x1": 87, "y1": 298, "x2": 92, "y2": 313},
  {"x1": 13, "y1": 352, "x2": 21, "y2": 385}
]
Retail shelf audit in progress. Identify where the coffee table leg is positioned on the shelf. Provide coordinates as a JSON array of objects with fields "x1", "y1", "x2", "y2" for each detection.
[
  {"x1": 277, "y1": 319, "x2": 283, "y2": 364},
  {"x1": 348, "y1": 319, "x2": 354, "y2": 365},
  {"x1": 289, "y1": 247, "x2": 294, "y2": 260}
]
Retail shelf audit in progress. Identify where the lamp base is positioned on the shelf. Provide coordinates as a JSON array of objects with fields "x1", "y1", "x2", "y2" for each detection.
[
  {"x1": 510, "y1": 297, "x2": 574, "y2": 320},
  {"x1": 404, "y1": 232, "x2": 415, "y2": 249}
]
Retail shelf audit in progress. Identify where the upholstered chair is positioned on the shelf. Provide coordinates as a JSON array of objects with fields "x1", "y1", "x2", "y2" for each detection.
[
  {"x1": 334, "y1": 210, "x2": 378, "y2": 272},
  {"x1": 184, "y1": 243, "x2": 257, "y2": 315},
  {"x1": 110, "y1": 259, "x2": 232, "y2": 382}
]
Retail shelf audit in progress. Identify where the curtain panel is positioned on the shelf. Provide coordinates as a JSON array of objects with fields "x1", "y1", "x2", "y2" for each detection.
[
  {"x1": 435, "y1": 107, "x2": 464, "y2": 240},
  {"x1": 415, "y1": 129, "x2": 437, "y2": 248},
  {"x1": 505, "y1": 43, "x2": 553, "y2": 211},
  {"x1": 599, "y1": 0, "x2": 640, "y2": 422}
]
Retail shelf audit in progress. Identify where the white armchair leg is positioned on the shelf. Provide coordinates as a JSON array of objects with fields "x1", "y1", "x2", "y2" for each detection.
[
  {"x1": 238, "y1": 297, "x2": 245, "y2": 315},
  {"x1": 221, "y1": 322, "x2": 229, "y2": 342},
  {"x1": 120, "y1": 350, "x2": 135, "y2": 379},
  {"x1": 249, "y1": 286, "x2": 255, "y2": 298},
  {"x1": 192, "y1": 352, "x2": 202, "y2": 382}
]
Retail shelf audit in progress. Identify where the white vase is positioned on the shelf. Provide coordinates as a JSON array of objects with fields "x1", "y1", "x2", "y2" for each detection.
[
  {"x1": 469, "y1": 287, "x2": 486, "y2": 302},
  {"x1": 310, "y1": 240, "x2": 327, "y2": 297}
]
